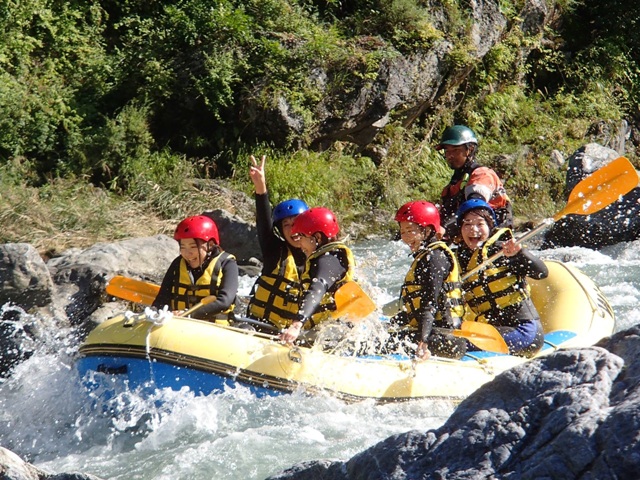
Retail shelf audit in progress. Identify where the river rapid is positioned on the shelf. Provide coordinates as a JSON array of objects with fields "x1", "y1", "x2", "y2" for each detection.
[{"x1": 1, "y1": 238, "x2": 639, "y2": 479}]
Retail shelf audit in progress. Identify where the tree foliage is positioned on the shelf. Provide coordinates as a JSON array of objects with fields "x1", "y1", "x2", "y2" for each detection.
[{"x1": 0, "y1": 0, "x2": 638, "y2": 223}]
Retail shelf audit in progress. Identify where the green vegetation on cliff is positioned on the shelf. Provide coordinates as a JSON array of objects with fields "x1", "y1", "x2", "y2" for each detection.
[{"x1": 1, "y1": 0, "x2": 639, "y2": 254}]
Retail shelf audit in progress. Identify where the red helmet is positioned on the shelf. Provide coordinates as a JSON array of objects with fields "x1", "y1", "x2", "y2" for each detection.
[
  {"x1": 174, "y1": 216, "x2": 220, "y2": 244},
  {"x1": 395, "y1": 201, "x2": 441, "y2": 231},
  {"x1": 291, "y1": 207, "x2": 339, "y2": 238}
]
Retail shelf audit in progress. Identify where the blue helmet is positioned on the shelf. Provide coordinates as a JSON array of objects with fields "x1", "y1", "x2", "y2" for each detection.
[
  {"x1": 456, "y1": 199, "x2": 497, "y2": 227},
  {"x1": 272, "y1": 199, "x2": 309, "y2": 224}
]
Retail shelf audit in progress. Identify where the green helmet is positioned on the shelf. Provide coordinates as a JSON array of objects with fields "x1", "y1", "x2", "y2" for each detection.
[{"x1": 436, "y1": 125, "x2": 479, "y2": 149}]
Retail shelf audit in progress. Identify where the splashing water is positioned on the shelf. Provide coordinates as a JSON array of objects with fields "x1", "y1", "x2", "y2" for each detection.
[{"x1": 1, "y1": 238, "x2": 639, "y2": 479}]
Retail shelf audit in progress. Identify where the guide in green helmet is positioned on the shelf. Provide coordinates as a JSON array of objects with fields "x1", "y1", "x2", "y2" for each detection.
[{"x1": 435, "y1": 124, "x2": 513, "y2": 240}]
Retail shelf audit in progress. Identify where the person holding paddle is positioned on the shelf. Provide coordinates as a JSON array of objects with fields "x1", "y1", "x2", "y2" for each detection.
[
  {"x1": 152, "y1": 215, "x2": 238, "y2": 322},
  {"x1": 436, "y1": 125, "x2": 513, "y2": 240},
  {"x1": 280, "y1": 207, "x2": 357, "y2": 345},
  {"x1": 246, "y1": 155, "x2": 309, "y2": 332},
  {"x1": 386, "y1": 201, "x2": 467, "y2": 360},
  {"x1": 456, "y1": 199, "x2": 546, "y2": 357}
]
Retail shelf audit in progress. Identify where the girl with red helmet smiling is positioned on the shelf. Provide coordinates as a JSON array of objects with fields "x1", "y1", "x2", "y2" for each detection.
[
  {"x1": 389, "y1": 200, "x2": 467, "y2": 360},
  {"x1": 152, "y1": 215, "x2": 238, "y2": 321},
  {"x1": 280, "y1": 207, "x2": 357, "y2": 345}
]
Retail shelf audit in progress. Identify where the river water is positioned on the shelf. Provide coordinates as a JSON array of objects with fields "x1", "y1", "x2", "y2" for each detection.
[{"x1": 1, "y1": 238, "x2": 639, "y2": 479}]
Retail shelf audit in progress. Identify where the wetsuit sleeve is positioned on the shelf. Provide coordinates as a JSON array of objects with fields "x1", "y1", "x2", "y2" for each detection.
[
  {"x1": 412, "y1": 249, "x2": 453, "y2": 341},
  {"x1": 507, "y1": 249, "x2": 549, "y2": 280},
  {"x1": 255, "y1": 193, "x2": 285, "y2": 272},
  {"x1": 196, "y1": 256, "x2": 239, "y2": 318},
  {"x1": 151, "y1": 257, "x2": 181, "y2": 309},
  {"x1": 465, "y1": 167, "x2": 503, "y2": 203},
  {"x1": 297, "y1": 252, "x2": 347, "y2": 321}
]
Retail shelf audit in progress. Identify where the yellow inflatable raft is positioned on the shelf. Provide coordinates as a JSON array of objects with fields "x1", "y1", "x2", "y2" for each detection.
[{"x1": 77, "y1": 261, "x2": 615, "y2": 403}]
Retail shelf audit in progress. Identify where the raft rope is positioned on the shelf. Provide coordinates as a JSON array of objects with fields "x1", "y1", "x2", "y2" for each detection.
[{"x1": 123, "y1": 306, "x2": 174, "y2": 327}]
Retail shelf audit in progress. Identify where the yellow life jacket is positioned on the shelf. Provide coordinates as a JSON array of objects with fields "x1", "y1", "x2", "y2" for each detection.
[
  {"x1": 400, "y1": 241, "x2": 464, "y2": 329},
  {"x1": 170, "y1": 251, "x2": 235, "y2": 319},
  {"x1": 247, "y1": 248, "x2": 302, "y2": 329},
  {"x1": 463, "y1": 228, "x2": 530, "y2": 322},
  {"x1": 300, "y1": 242, "x2": 355, "y2": 327}
]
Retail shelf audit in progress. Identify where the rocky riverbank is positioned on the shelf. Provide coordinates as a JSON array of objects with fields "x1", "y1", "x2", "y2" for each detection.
[
  {"x1": 1, "y1": 142, "x2": 639, "y2": 478},
  {"x1": 2, "y1": 327, "x2": 639, "y2": 479},
  {"x1": 266, "y1": 326, "x2": 640, "y2": 480}
]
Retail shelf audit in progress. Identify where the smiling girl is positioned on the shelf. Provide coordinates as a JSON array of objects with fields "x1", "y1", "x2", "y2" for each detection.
[
  {"x1": 387, "y1": 201, "x2": 466, "y2": 361},
  {"x1": 456, "y1": 199, "x2": 547, "y2": 357},
  {"x1": 279, "y1": 207, "x2": 356, "y2": 345},
  {"x1": 152, "y1": 215, "x2": 238, "y2": 321},
  {"x1": 246, "y1": 155, "x2": 308, "y2": 331}
]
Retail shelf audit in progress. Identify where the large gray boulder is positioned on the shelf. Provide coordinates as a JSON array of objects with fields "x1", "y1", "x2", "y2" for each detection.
[
  {"x1": 0, "y1": 244, "x2": 60, "y2": 376},
  {"x1": 0, "y1": 446, "x2": 103, "y2": 480},
  {"x1": 45, "y1": 235, "x2": 178, "y2": 324},
  {"x1": 267, "y1": 326, "x2": 640, "y2": 480},
  {"x1": 201, "y1": 209, "x2": 260, "y2": 264},
  {"x1": 0, "y1": 243, "x2": 54, "y2": 311},
  {"x1": 543, "y1": 143, "x2": 640, "y2": 249},
  {"x1": 46, "y1": 234, "x2": 178, "y2": 286}
]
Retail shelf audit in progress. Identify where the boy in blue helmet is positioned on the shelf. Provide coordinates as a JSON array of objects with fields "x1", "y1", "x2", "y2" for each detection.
[
  {"x1": 246, "y1": 155, "x2": 309, "y2": 330},
  {"x1": 456, "y1": 199, "x2": 547, "y2": 357}
]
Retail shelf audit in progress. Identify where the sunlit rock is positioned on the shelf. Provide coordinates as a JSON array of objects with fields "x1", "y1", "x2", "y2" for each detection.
[
  {"x1": 0, "y1": 446, "x2": 103, "y2": 480},
  {"x1": 267, "y1": 326, "x2": 640, "y2": 480},
  {"x1": 543, "y1": 143, "x2": 640, "y2": 249}
]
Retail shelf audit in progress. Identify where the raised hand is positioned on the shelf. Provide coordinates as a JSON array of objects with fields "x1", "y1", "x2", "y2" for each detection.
[
  {"x1": 502, "y1": 237, "x2": 522, "y2": 257},
  {"x1": 249, "y1": 155, "x2": 267, "y2": 194}
]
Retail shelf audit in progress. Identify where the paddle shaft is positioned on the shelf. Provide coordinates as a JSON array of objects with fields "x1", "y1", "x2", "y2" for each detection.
[
  {"x1": 182, "y1": 295, "x2": 217, "y2": 317},
  {"x1": 233, "y1": 316, "x2": 280, "y2": 333},
  {"x1": 461, "y1": 156, "x2": 638, "y2": 281},
  {"x1": 461, "y1": 219, "x2": 553, "y2": 281},
  {"x1": 390, "y1": 322, "x2": 508, "y2": 354}
]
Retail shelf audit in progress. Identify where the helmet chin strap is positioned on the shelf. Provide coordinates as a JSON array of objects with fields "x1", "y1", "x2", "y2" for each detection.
[{"x1": 312, "y1": 232, "x2": 325, "y2": 249}]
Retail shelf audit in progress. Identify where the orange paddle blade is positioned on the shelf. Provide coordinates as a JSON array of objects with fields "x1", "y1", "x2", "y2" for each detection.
[
  {"x1": 462, "y1": 156, "x2": 638, "y2": 281},
  {"x1": 333, "y1": 281, "x2": 377, "y2": 320},
  {"x1": 454, "y1": 321, "x2": 509, "y2": 354},
  {"x1": 105, "y1": 276, "x2": 160, "y2": 305},
  {"x1": 558, "y1": 156, "x2": 638, "y2": 220}
]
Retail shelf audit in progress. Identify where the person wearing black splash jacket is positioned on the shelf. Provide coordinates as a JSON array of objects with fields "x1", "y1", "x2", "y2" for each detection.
[
  {"x1": 456, "y1": 199, "x2": 546, "y2": 357},
  {"x1": 152, "y1": 215, "x2": 238, "y2": 321},
  {"x1": 245, "y1": 155, "x2": 309, "y2": 331}
]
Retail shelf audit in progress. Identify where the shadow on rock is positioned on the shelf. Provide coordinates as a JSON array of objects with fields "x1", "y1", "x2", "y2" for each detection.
[{"x1": 268, "y1": 326, "x2": 640, "y2": 480}]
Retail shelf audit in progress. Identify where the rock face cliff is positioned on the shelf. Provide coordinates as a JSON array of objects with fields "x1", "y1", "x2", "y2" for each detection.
[
  {"x1": 267, "y1": 327, "x2": 640, "y2": 480},
  {"x1": 240, "y1": 0, "x2": 555, "y2": 157}
]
